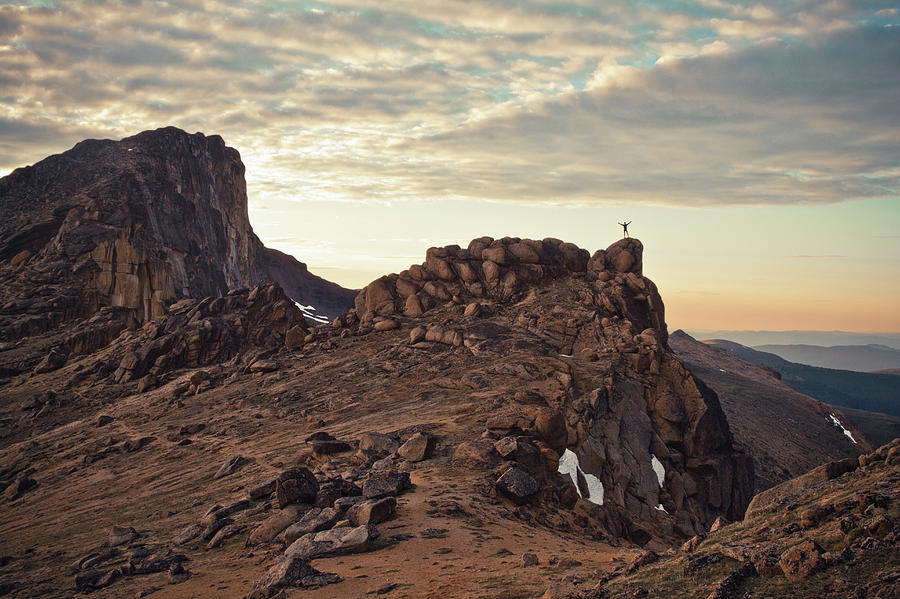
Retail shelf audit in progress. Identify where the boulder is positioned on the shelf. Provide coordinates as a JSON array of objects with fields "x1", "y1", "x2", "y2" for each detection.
[
  {"x1": 214, "y1": 456, "x2": 242, "y2": 479},
  {"x1": 276, "y1": 468, "x2": 319, "y2": 508},
  {"x1": 248, "y1": 504, "x2": 310, "y2": 546},
  {"x1": 33, "y1": 347, "x2": 67, "y2": 374},
  {"x1": 315, "y1": 479, "x2": 360, "y2": 508},
  {"x1": 374, "y1": 319, "x2": 399, "y2": 332},
  {"x1": 306, "y1": 432, "x2": 352, "y2": 456},
  {"x1": 779, "y1": 539, "x2": 824, "y2": 580},
  {"x1": 285, "y1": 325, "x2": 307, "y2": 351},
  {"x1": 250, "y1": 360, "x2": 277, "y2": 373},
  {"x1": 397, "y1": 432, "x2": 430, "y2": 462},
  {"x1": 281, "y1": 507, "x2": 341, "y2": 544},
  {"x1": 3, "y1": 476, "x2": 38, "y2": 501},
  {"x1": 284, "y1": 525, "x2": 379, "y2": 560},
  {"x1": 248, "y1": 477, "x2": 278, "y2": 501},
  {"x1": 800, "y1": 505, "x2": 833, "y2": 529},
  {"x1": 173, "y1": 524, "x2": 203, "y2": 546},
  {"x1": 409, "y1": 326, "x2": 427, "y2": 344},
  {"x1": 604, "y1": 238, "x2": 643, "y2": 274},
  {"x1": 311, "y1": 439, "x2": 352, "y2": 456},
  {"x1": 108, "y1": 525, "x2": 137, "y2": 547},
  {"x1": 362, "y1": 471, "x2": 411, "y2": 499},
  {"x1": 358, "y1": 432, "x2": 400, "y2": 456},
  {"x1": 495, "y1": 467, "x2": 540, "y2": 505},
  {"x1": 452, "y1": 439, "x2": 500, "y2": 469},
  {"x1": 347, "y1": 497, "x2": 396, "y2": 526},
  {"x1": 493, "y1": 436, "x2": 519, "y2": 459},
  {"x1": 246, "y1": 555, "x2": 341, "y2": 598}
]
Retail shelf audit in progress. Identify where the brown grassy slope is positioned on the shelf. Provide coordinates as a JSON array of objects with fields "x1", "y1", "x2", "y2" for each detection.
[{"x1": 670, "y1": 330, "x2": 867, "y2": 491}]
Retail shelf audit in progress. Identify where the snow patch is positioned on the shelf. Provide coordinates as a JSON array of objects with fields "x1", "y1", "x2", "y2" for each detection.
[
  {"x1": 718, "y1": 368, "x2": 727, "y2": 372},
  {"x1": 651, "y1": 454, "x2": 665, "y2": 487},
  {"x1": 558, "y1": 449, "x2": 604, "y2": 505},
  {"x1": 558, "y1": 448, "x2": 579, "y2": 488},
  {"x1": 655, "y1": 503, "x2": 667, "y2": 512},
  {"x1": 295, "y1": 302, "x2": 329, "y2": 324},
  {"x1": 829, "y1": 413, "x2": 858, "y2": 445},
  {"x1": 584, "y1": 473, "x2": 604, "y2": 506}
]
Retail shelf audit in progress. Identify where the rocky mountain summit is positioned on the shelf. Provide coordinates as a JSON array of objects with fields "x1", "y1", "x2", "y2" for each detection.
[
  {"x1": 352, "y1": 235, "x2": 753, "y2": 534},
  {"x1": 0, "y1": 232, "x2": 769, "y2": 597},
  {"x1": 0, "y1": 126, "x2": 355, "y2": 340}
]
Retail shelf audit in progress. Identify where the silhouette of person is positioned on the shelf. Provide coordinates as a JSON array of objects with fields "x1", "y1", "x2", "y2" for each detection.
[{"x1": 618, "y1": 221, "x2": 631, "y2": 238}]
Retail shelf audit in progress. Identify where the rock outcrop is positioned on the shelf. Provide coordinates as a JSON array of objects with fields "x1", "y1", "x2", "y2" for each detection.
[
  {"x1": 0, "y1": 126, "x2": 354, "y2": 343},
  {"x1": 604, "y1": 437, "x2": 899, "y2": 598},
  {"x1": 350, "y1": 236, "x2": 752, "y2": 538},
  {"x1": 354, "y1": 237, "x2": 661, "y2": 337}
]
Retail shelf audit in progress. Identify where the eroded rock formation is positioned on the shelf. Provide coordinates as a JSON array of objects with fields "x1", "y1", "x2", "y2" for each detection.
[
  {"x1": 0, "y1": 126, "x2": 354, "y2": 340},
  {"x1": 350, "y1": 236, "x2": 753, "y2": 538}
]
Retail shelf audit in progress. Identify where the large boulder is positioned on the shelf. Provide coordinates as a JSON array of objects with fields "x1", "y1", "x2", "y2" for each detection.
[
  {"x1": 347, "y1": 497, "x2": 396, "y2": 526},
  {"x1": 779, "y1": 539, "x2": 824, "y2": 580},
  {"x1": 397, "y1": 433, "x2": 431, "y2": 462},
  {"x1": 248, "y1": 505, "x2": 310, "y2": 546},
  {"x1": 495, "y1": 467, "x2": 541, "y2": 505},
  {"x1": 284, "y1": 525, "x2": 379, "y2": 560},
  {"x1": 276, "y1": 468, "x2": 319, "y2": 508},
  {"x1": 362, "y1": 471, "x2": 411, "y2": 499},
  {"x1": 281, "y1": 508, "x2": 341, "y2": 544},
  {"x1": 246, "y1": 555, "x2": 341, "y2": 598},
  {"x1": 604, "y1": 238, "x2": 643, "y2": 274}
]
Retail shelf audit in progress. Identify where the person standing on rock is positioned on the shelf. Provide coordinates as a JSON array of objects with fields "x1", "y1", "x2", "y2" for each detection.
[{"x1": 618, "y1": 221, "x2": 631, "y2": 238}]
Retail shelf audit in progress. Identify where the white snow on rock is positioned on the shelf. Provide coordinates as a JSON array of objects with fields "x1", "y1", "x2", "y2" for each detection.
[
  {"x1": 295, "y1": 302, "x2": 329, "y2": 324},
  {"x1": 558, "y1": 449, "x2": 604, "y2": 506},
  {"x1": 584, "y1": 473, "x2": 604, "y2": 506},
  {"x1": 655, "y1": 503, "x2": 667, "y2": 512},
  {"x1": 558, "y1": 448, "x2": 580, "y2": 488},
  {"x1": 829, "y1": 413, "x2": 858, "y2": 444},
  {"x1": 651, "y1": 454, "x2": 665, "y2": 487}
]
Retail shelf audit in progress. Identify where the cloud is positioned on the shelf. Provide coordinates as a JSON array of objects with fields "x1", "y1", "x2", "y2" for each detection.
[
  {"x1": 781, "y1": 255, "x2": 847, "y2": 259},
  {"x1": 406, "y1": 26, "x2": 900, "y2": 205},
  {"x1": 0, "y1": 1, "x2": 896, "y2": 207}
]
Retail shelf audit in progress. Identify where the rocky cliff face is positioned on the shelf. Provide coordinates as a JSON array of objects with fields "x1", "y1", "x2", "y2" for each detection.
[
  {"x1": 352, "y1": 236, "x2": 754, "y2": 536},
  {"x1": 0, "y1": 127, "x2": 354, "y2": 340}
]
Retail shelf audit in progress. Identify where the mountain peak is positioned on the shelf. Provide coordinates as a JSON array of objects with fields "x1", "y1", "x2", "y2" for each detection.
[{"x1": 0, "y1": 127, "x2": 355, "y2": 343}]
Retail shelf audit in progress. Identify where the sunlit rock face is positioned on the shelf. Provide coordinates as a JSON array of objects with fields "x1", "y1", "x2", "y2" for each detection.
[{"x1": 0, "y1": 127, "x2": 355, "y2": 341}]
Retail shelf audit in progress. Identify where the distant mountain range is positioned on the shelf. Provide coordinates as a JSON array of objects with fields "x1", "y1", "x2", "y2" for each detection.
[
  {"x1": 688, "y1": 329, "x2": 900, "y2": 350},
  {"x1": 701, "y1": 338, "x2": 900, "y2": 420},
  {"x1": 753, "y1": 343, "x2": 900, "y2": 372}
]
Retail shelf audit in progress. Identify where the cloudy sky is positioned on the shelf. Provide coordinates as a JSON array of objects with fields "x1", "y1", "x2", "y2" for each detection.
[{"x1": 1, "y1": 0, "x2": 899, "y2": 331}]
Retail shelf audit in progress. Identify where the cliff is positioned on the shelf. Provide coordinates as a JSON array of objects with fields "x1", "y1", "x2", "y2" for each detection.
[{"x1": 0, "y1": 126, "x2": 354, "y2": 339}]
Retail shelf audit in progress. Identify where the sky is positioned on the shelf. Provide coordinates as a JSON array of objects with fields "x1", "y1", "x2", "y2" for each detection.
[{"x1": 1, "y1": 0, "x2": 899, "y2": 331}]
